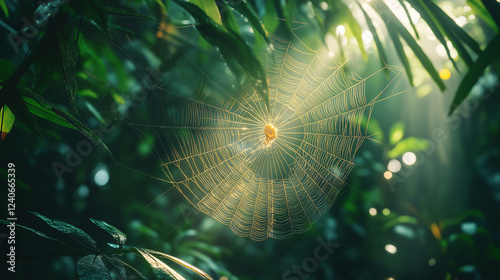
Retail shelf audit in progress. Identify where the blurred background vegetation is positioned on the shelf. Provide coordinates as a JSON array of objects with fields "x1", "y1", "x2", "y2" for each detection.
[{"x1": 1, "y1": 0, "x2": 500, "y2": 279}]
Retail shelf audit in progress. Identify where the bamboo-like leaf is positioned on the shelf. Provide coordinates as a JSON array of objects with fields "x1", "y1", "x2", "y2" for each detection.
[
  {"x1": 174, "y1": 0, "x2": 269, "y2": 110},
  {"x1": 90, "y1": 218, "x2": 127, "y2": 245},
  {"x1": 78, "y1": 255, "x2": 110, "y2": 280},
  {"x1": 0, "y1": 219, "x2": 70, "y2": 248},
  {"x1": 410, "y1": 0, "x2": 460, "y2": 71},
  {"x1": 190, "y1": 0, "x2": 223, "y2": 27},
  {"x1": 476, "y1": 0, "x2": 500, "y2": 28},
  {"x1": 372, "y1": 1, "x2": 445, "y2": 91},
  {"x1": 388, "y1": 29, "x2": 413, "y2": 86},
  {"x1": 136, "y1": 248, "x2": 186, "y2": 280},
  {"x1": 30, "y1": 211, "x2": 98, "y2": 252},
  {"x1": 467, "y1": 0, "x2": 498, "y2": 31},
  {"x1": 144, "y1": 248, "x2": 214, "y2": 280},
  {"x1": 356, "y1": 2, "x2": 388, "y2": 68},
  {"x1": 58, "y1": 20, "x2": 78, "y2": 107},
  {"x1": 23, "y1": 95, "x2": 113, "y2": 157},
  {"x1": 223, "y1": 0, "x2": 270, "y2": 43},
  {"x1": 422, "y1": 0, "x2": 481, "y2": 54},
  {"x1": 23, "y1": 97, "x2": 75, "y2": 129},
  {"x1": 449, "y1": 32, "x2": 500, "y2": 115},
  {"x1": 398, "y1": 0, "x2": 419, "y2": 39},
  {"x1": 0, "y1": 0, "x2": 8, "y2": 18}
]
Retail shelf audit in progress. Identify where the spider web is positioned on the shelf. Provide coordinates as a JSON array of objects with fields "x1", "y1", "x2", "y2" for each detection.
[{"x1": 127, "y1": 31, "x2": 404, "y2": 241}]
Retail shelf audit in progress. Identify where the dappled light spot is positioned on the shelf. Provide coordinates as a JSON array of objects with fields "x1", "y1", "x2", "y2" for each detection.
[
  {"x1": 385, "y1": 244, "x2": 397, "y2": 254},
  {"x1": 439, "y1": 69, "x2": 451, "y2": 80},
  {"x1": 402, "y1": 152, "x2": 417, "y2": 165},
  {"x1": 387, "y1": 159, "x2": 401, "y2": 173}
]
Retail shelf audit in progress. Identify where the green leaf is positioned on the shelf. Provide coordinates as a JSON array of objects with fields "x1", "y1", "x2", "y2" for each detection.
[
  {"x1": 104, "y1": 256, "x2": 148, "y2": 280},
  {"x1": 0, "y1": 105, "x2": 15, "y2": 140},
  {"x1": 136, "y1": 248, "x2": 186, "y2": 280},
  {"x1": 103, "y1": 1, "x2": 159, "y2": 24},
  {"x1": 422, "y1": 0, "x2": 481, "y2": 54},
  {"x1": 219, "y1": 2, "x2": 240, "y2": 35},
  {"x1": 30, "y1": 211, "x2": 98, "y2": 252},
  {"x1": 389, "y1": 122, "x2": 404, "y2": 145},
  {"x1": 382, "y1": 215, "x2": 419, "y2": 231},
  {"x1": 372, "y1": 1, "x2": 445, "y2": 91},
  {"x1": 78, "y1": 255, "x2": 110, "y2": 280},
  {"x1": 0, "y1": 58, "x2": 15, "y2": 81},
  {"x1": 90, "y1": 218, "x2": 127, "y2": 245},
  {"x1": 23, "y1": 97, "x2": 76, "y2": 129},
  {"x1": 467, "y1": 0, "x2": 498, "y2": 32},
  {"x1": 356, "y1": 2, "x2": 388, "y2": 68},
  {"x1": 70, "y1": 0, "x2": 109, "y2": 34},
  {"x1": 387, "y1": 137, "x2": 430, "y2": 158},
  {"x1": 174, "y1": 0, "x2": 269, "y2": 110},
  {"x1": 0, "y1": 0, "x2": 8, "y2": 18},
  {"x1": 0, "y1": 220, "x2": 70, "y2": 248},
  {"x1": 23, "y1": 95, "x2": 113, "y2": 157},
  {"x1": 398, "y1": 0, "x2": 419, "y2": 39},
  {"x1": 58, "y1": 20, "x2": 79, "y2": 107},
  {"x1": 190, "y1": 0, "x2": 223, "y2": 27},
  {"x1": 410, "y1": 1, "x2": 461, "y2": 71},
  {"x1": 223, "y1": 0, "x2": 270, "y2": 44},
  {"x1": 449, "y1": 32, "x2": 500, "y2": 115},
  {"x1": 145, "y1": 248, "x2": 214, "y2": 280}
]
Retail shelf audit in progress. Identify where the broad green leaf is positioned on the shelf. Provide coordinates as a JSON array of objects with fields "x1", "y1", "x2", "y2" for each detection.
[
  {"x1": 136, "y1": 248, "x2": 186, "y2": 280},
  {"x1": 0, "y1": 105, "x2": 15, "y2": 140},
  {"x1": 90, "y1": 218, "x2": 127, "y2": 245},
  {"x1": 30, "y1": 211, "x2": 98, "y2": 251},
  {"x1": 389, "y1": 122, "x2": 404, "y2": 145},
  {"x1": 104, "y1": 256, "x2": 148, "y2": 280},
  {"x1": 0, "y1": 0, "x2": 8, "y2": 18},
  {"x1": 0, "y1": 58, "x2": 15, "y2": 81},
  {"x1": 145, "y1": 248, "x2": 214, "y2": 280},
  {"x1": 78, "y1": 255, "x2": 110, "y2": 280},
  {"x1": 449, "y1": 32, "x2": 500, "y2": 115},
  {"x1": 224, "y1": 0, "x2": 270, "y2": 44},
  {"x1": 387, "y1": 137, "x2": 430, "y2": 158},
  {"x1": 357, "y1": 2, "x2": 388, "y2": 68},
  {"x1": 220, "y1": 2, "x2": 240, "y2": 35},
  {"x1": 190, "y1": 0, "x2": 223, "y2": 27}
]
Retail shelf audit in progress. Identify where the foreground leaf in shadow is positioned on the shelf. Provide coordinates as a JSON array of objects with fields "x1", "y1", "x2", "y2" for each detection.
[{"x1": 449, "y1": 33, "x2": 500, "y2": 115}]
